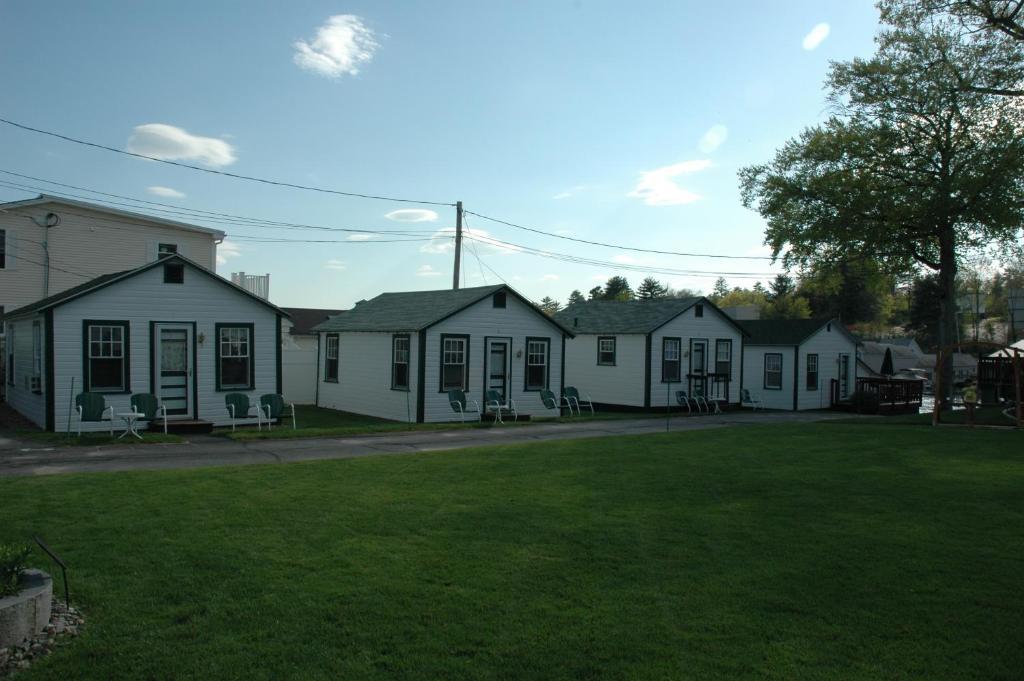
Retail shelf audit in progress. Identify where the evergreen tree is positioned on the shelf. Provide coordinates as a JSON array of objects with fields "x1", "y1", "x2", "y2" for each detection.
[
  {"x1": 588, "y1": 286, "x2": 604, "y2": 301},
  {"x1": 636, "y1": 277, "x2": 668, "y2": 300},
  {"x1": 567, "y1": 289, "x2": 585, "y2": 307},
  {"x1": 602, "y1": 276, "x2": 634, "y2": 301},
  {"x1": 711, "y1": 277, "x2": 730, "y2": 300},
  {"x1": 538, "y1": 296, "x2": 561, "y2": 315}
]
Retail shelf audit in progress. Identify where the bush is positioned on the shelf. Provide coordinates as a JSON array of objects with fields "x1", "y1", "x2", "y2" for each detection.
[
  {"x1": 851, "y1": 390, "x2": 881, "y2": 414},
  {"x1": 0, "y1": 544, "x2": 32, "y2": 597}
]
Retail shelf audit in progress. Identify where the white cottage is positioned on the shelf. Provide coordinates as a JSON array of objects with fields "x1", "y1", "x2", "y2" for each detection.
[
  {"x1": 314, "y1": 285, "x2": 573, "y2": 423},
  {"x1": 555, "y1": 297, "x2": 747, "y2": 409},
  {"x1": 2, "y1": 254, "x2": 286, "y2": 432},
  {"x1": 738, "y1": 318, "x2": 859, "y2": 410}
]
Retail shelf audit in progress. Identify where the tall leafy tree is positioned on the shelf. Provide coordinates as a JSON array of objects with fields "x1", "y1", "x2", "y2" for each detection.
[
  {"x1": 636, "y1": 277, "x2": 667, "y2": 300},
  {"x1": 602, "y1": 276, "x2": 634, "y2": 301},
  {"x1": 567, "y1": 289, "x2": 586, "y2": 307},
  {"x1": 538, "y1": 296, "x2": 561, "y2": 315},
  {"x1": 739, "y1": 9, "x2": 1024, "y2": 398},
  {"x1": 587, "y1": 286, "x2": 604, "y2": 301}
]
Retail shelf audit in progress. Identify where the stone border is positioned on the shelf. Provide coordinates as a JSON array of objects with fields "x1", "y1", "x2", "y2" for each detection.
[
  {"x1": 0, "y1": 598, "x2": 83, "y2": 676},
  {"x1": 0, "y1": 571, "x2": 51, "y2": 650}
]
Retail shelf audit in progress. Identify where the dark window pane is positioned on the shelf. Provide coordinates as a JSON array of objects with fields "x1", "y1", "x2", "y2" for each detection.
[
  {"x1": 526, "y1": 365, "x2": 546, "y2": 389},
  {"x1": 90, "y1": 358, "x2": 124, "y2": 390},
  {"x1": 443, "y1": 364, "x2": 464, "y2": 389},
  {"x1": 222, "y1": 357, "x2": 249, "y2": 387},
  {"x1": 394, "y1": 363, "x2": 409, "y2": 388}
]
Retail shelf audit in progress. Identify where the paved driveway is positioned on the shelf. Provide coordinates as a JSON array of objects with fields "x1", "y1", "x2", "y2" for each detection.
[{"x1": 0, "y1": 411, "x2": 859, "y2": 477}]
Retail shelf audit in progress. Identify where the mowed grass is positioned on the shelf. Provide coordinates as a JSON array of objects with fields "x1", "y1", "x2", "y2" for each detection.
[{"x1": 2, "y1": 424, "x2": 1022, "y2": 680}]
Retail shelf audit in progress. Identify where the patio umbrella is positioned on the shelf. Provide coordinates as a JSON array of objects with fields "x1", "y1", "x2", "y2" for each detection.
[{"x1": 880, "y1": 347, "x2": 894, "y2": 376}]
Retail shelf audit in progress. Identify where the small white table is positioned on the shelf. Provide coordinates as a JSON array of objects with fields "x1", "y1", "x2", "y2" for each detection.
[{"x1": 117, "y1": 412, "x2": 145, "y2": 440}]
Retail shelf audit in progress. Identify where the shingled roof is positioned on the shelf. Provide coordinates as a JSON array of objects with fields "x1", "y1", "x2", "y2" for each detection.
[
  {"x1": 2, "y1": 254, "x2": 287, "y2": 320},
  {"x1": 738, "y1": 319, "x2": 856, "y2": 346},
  {"x1": 314, "y1": 284, "x2": 573, "y2": 334},
  {"x1": 554, "y1": 297, "x2": 742, "y2": 334},
  {"x1": 281, "y1": 307, "x2": 345, "y2": 335}
]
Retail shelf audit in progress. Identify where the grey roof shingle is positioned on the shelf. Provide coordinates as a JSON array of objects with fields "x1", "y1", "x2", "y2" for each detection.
[
  {"x1": 313, "y1": 285, "x2": 572, "y2": 334},
  {"x1": 554, "y1": 298, "x2": 704, "y2": 334},
  {"x1": 738, "y1": 318, "x2": 856, "y2": 346},
  {"x1": 280, "y1": 307, "x2": 345, "y2": 335}
]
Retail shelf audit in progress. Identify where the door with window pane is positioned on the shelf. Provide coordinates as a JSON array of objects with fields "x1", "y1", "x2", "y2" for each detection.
[
  {"x1": 486, "y1": 339, "x2": 510, "y2": 402},
  {"x1": 155, "y1": 324, "x2": 193, "y2": 418},
  {"x1": 690, "y1": 340, "x2": 707, "y2": 397}
]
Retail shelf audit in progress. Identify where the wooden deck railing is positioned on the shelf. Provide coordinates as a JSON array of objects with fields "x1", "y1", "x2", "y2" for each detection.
[{"x1": 855, "y1": 377, "x2": 924, "y2": 410}]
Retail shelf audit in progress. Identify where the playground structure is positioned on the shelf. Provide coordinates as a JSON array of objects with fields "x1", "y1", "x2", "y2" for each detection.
[{"x1": 931, "y1": 341, "x2": 1023, "y2": 427}]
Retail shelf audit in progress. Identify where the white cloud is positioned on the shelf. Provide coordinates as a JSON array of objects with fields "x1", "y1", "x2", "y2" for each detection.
[
  {"x1": 698, "y1": 124, "x2": 728, "y2": 153},
  {"x1": 416, "y1": 264, "x2": 442, "y2": 277},
  {"x1": 627, "y1": 160, "x2": 710, "y2": 206},
  {"x1": 146, "y1": 185, "x2": 186, "y2": 199},
  {"x1": 324, "y1": 259, "x2": 347, "y2": 270},
  {"x1": 541, "y1": 274, "x2": 559, "y2": 281},
  {"x1": 384, "y1": 208, "x2": 438, "y2": 222},
  {"x1": 294, "y1": 15, "x2": 379, "y2": 78},
  {"x1": 346, "y1": 233, "x2": 374, "y2": 241},
  {"x1": 127, "y1": 124, "x2": 237, "y2": 167},
  {"x1": 802, "y1": 23, "x2": 830, "y2": 51},
  {"x1": 420, "y1": 227, "x2": 521, "y2": 255},
  {"x1": 552, "y1": 185, "x2": 586, "y2": 200},
  {"x1": 216, "y1": 239, "x2": 241, "y2": 266},
  {"x1": 613, "y1": 254, "x2": 637, "y2": 265}
]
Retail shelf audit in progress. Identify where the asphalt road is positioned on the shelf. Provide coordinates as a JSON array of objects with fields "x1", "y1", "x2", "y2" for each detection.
[{"x1": 0, "y1": 411, "x2": 859, "y2": 477}]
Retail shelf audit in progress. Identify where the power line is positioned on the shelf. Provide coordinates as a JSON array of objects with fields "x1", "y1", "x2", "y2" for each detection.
[
  {"x1": 0, "y1": 170, "x2": 440, "y2": 234},
  {"x1": 0, "y1": 117, "x2": 455, "y2": 206},
  {"x1": 463, "y1": 233, "x2": 775, "y2": 279},
  {"x1": 465, "y1": 209, "x2": 775, "y2": 261}
]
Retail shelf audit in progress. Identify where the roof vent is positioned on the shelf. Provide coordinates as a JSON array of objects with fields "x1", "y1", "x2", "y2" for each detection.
[{"x1": 355, "y1": 299, "x2": 367, "y2": 306}]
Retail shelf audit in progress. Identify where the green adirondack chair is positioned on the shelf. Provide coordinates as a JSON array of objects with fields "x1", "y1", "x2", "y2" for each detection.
[
  {"x1": 260, "y1": 394, "x2": 296, "y2": 430},
  {"x1": 484, "y1": 390, "x2": 517, "y2": 423},
  {"x1": 225, "y1": 393, "x2": 266, "y2": 431},
  {"x1": 130, "y1": 393, "x2": 168, "y2": 434},
  {"x1": 75, "y1": 392, "x2": 114, "y2": 436},
  {"x1": 447, "y1": 389, "x2": 481, "y2": 423}
]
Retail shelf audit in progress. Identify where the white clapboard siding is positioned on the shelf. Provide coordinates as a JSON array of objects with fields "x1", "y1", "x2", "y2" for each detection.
[
  {"x1": 423, "y1": 294, "x2": 566, "y2": 422},
  {"x1": 317, "y1": 332, "x2": 419, "y2": 423},
  {"x1": 649, "y1": 305, "x2": 744, "y2": 407},
  {"x1": 563, "y1": 334, "x2": 646, "y2": 407},
  {"x1": 797, "y1": 325, "x2": 858, "y2": 411},
  {"x1": 0, "y1": 202, "x2": 219, "y2": 312},
  {"x1": 3, "y1": 315, "x2": 47, "y2": 427},
  {"x1": 49, "y1": 264, "x2": 278, "y2": 431},
  {"x1": 741, "y1": 346, "x2": 797, "y2": 410},
  {"x1": 282, "y1": 333, "x2": 318, "y2": 404}
]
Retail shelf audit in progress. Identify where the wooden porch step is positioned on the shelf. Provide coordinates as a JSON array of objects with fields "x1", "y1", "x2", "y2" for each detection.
[{"x1": 152, "y1": 419, "x2": 214, "y2": 435}]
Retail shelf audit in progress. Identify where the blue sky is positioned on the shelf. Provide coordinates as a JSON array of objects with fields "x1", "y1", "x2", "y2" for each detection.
[{"x1": 0, "y1": 0, "x2": 881, "y2": 307}]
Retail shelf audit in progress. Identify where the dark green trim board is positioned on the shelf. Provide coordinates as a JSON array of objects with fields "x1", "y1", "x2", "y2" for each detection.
[
  {"x1": 416, "y1": 330, "x2": 426, "y2": 423},
  {"x1": 438, "y1": 333, "x2": 471, "y2": 393},
  {"x1": 323, "y1": 333, "x2": 339, "y2": 382},
  {"x1": 643, "y1": 334, "x2": 652, "y2": 408},
  {"x1": 560, "y1": 335, "x2": 566, "y2": 399},
  {"x1": 596, "y1": 336, "x2": 616, "y2": 366},
  {"x1": 214, "y1": 322, "x2": 256, "y2": 391},
  {"x1": 482, "y1": 336, "x2": 512, "y2": 398},
  {"x1": 314, "y1": 334, "x2": 321, "y2": 405},
  {"x1": 149, "y1": 321, "x2": 199, "y2": 418},
  {"x1": 661, "y1": 337, "x2": 682, "y2": 383},
  {"x1": 523, "y1": 336, "x2": 551, "y2": 392},
  {"x1": 390, "y1": 333, "x2": 412, "y2": 392},
  {"x1": 44, "y1": 310, "x2": 54, "y2": 432},
  {"x1": 764, "y1": 352, "x2": 783, "y2": 390},
  {"x1": 793, "y1": 345, "x2": 800, "y2": 411},
  {"x1": 81, "y1": 319, "x2": 131, "y2": 394},
  {"x1": 275, "y1": 316, "x2": 283, "y2": 395},
  {"x1": 739, "y1": 337, "x2": 745, "y2": 401}
]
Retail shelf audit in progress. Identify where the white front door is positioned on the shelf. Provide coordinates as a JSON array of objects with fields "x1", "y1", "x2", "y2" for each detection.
[
  {"x1": 485, "y1": 339, "x2": 510, "y2": 403},
  {"x1": 155, "y1": 324, "x2": 193, "y2": 419},
  {"x1": 839, "y1": 354, "x2": 850, "y2": 399}
]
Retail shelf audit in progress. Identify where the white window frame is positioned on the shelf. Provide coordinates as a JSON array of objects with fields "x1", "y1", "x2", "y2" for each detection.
[
  {"x1": 662, "y1": 337, "x2": 682, "y2": 383},
  {"x1": 597, "y1": 337, "x2": 616, "y2": 366},
  {"x1": 87, "y1": 323, "x2": 128, "y2": 392},
  {"x1": 441, "y1": 336, "x2": 468, "y2": 391},
  {"x1": 764, "y1": 353, "x2": 783, "y2": 390},
  {"x1": 392, "y1": 335, "x2": 410, "y2": 390},
  {"x1": 324, "y1": 334, "x2": 339, "y2": 382},
  {"x1": 217, "y1": 325, "x2": 252, "y2": 390},
  {"x1": 525, "y1": 338, "x2": 549, "y2": 391}
]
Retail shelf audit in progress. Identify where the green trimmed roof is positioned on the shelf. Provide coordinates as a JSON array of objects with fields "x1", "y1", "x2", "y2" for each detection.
[
  {"x1": 2, "y1": 254, "x2": 287, "y2": 320},
  {"x1": 554, "y1": 297, "x2": 706, "y2": 334},
  {"x1": 738, "y1": 319, "x2": 838, "y2": 346},
  {"x1": 314, "y1": 285, "x2": 572, "y2": 334}
]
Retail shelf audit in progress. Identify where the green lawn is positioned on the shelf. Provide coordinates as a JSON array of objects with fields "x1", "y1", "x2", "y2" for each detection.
[
  {"x1": 835, "y1": 406, "x2": 1019, "y2": 427},
  {"x1": 221, "y1": 404, "x2": 666, "y2": 440},
  {"x1": 2, "y1": 424, "x2": 1022, "y2": 680}
]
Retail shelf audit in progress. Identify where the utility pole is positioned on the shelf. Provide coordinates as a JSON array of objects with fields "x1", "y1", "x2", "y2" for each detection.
[{"x1": 452, "y1": 200, "x2": 463, "y2": 290}]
